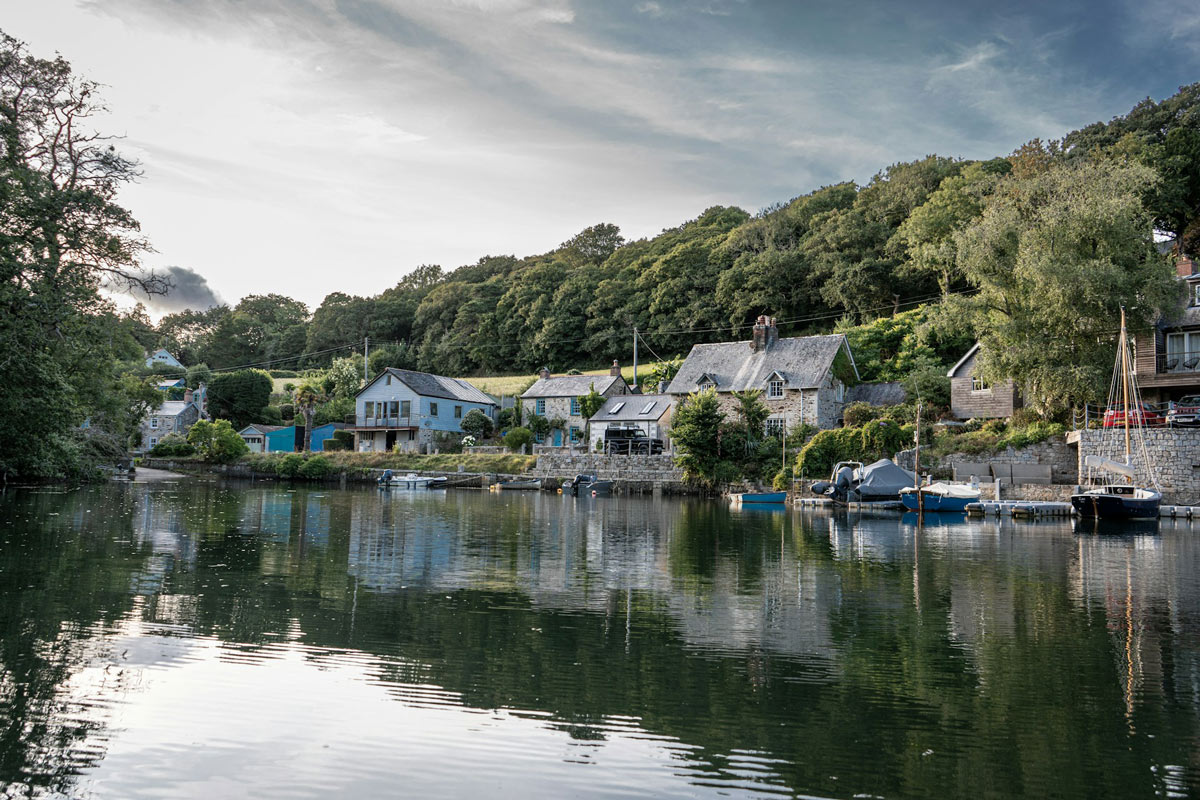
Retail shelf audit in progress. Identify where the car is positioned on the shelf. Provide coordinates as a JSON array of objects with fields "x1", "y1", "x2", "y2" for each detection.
[
  {"x1": 1167, "y1": 395, "x2": 1200, "y2": 427},
  {"x1": 603, "y1": 427, "x2": 665, "y2": 455},
  {"x1": 1102, "y1": 402, "x2": 1166, "y2": 428}
]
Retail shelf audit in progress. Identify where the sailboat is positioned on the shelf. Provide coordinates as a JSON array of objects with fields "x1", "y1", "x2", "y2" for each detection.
[{"x1": 1071, "y1": 307, "x2": 1162, "y2": 520}]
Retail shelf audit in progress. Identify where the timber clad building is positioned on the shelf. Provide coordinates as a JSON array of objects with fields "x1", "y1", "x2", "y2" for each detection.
[
  {"x1": 352, "y1": 368, "x2": 498, "y2": 453},
  {"x1": 947, "y1": 343, "x2": 1021, "y2": 420},
  {"x1": 1134, "y1": 253, "x2": 1200, "y2": 405},
  {"x1": 665, "y1": 316, "x2": 858, "y2": 432}
]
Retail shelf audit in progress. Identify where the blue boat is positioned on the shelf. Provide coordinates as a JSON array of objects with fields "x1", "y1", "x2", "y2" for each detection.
[
  {"x1": 900, "y1": 483, "x2": 980, "y2": 513},
  {"x1": 732, "y1": 491, "x2": 787, "y2": 504}
]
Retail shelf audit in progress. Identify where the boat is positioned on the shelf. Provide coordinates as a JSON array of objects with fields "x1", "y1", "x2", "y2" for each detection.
[
  {"x1": 731, "y1": 491, "x2": 787, "y2": 504},
  {"x1": 564, "y1": 474, "x2": 613, "y2": 496},
  {"x1": 1071, "y1": 307, "x2": 1162, "y2": 520},
  {"x1": 900, "y1": 482, "x2": 980, "y2": 512},
  {"x1": 378, "y1": 471, "x2": 446, "y2": 489},
  {"x1": 809, "y1": 458, "x2": 914, "y2": 506},
  {"x1": 496, "y1": 478, "x2": 542, "y2": 491}
]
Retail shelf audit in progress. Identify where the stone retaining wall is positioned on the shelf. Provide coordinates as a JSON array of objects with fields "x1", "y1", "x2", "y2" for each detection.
[
  {"x1": 896, "y1": 434, "x2": 1076, "y2": 483},
  {"x1": 531, "y1": 453, "x2": 693, "y2": 494},
  {"x1": 1076, "y1": 429, "x2": 1200, "y2": 498}
]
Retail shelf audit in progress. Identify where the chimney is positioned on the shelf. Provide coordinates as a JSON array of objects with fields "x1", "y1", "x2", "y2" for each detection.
[
  {"x1": 609, "y1": 359, "x2": 621, "y2": 377},
  {"x1": 1179, "y1": 255, "x2": 1198, "y2": 278},
  {"x1": 183, "y1": 388, "x2": 194, "y2": 405},
  {"x1": 539, "y1": 366, "x2": 551, "y2": 379},
  {"x1": 196, "y1": 383, "x2": 207, "y2": 417},
  {"x1": 750, "y1": 315, "x2": 778, "y2": 352}
]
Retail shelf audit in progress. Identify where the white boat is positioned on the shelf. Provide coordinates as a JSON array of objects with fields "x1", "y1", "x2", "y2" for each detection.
[{"x1": 379, "y1": 472, "x2": 446, "y2": 489}]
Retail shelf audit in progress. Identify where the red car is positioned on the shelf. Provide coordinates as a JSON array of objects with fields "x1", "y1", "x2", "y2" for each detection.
[{"x1": 1102, "y1": 402, "x2": 1166, "y2": 428}]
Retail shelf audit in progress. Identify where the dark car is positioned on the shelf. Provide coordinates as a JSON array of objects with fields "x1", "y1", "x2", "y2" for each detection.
[
  {"x1": 1168, "y1": 395, "x2": 1200, "y2": 427},
  {"x1": 603, "y1": 427, "x2": 664, "y2": 455}
]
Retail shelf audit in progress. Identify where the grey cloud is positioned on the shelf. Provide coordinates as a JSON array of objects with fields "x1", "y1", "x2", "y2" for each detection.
[{"x1": 133, "y1": 265, "x2": 223, "y2": 312}]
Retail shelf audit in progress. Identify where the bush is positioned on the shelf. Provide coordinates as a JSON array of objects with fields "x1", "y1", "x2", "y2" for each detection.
[
  {"x1": 259, "y1": 405, "x2": 284, "y2": 426},
  {"x1": 1009, "y1": 407, "x2": 1042, "y2": 427},
  {"x1": 772, "y1": 469, "x2": 791, "y2": 491},
  {"x1": 275, "y1": 453, "x2": 304, "y2": 478},
  {"x1": 148, "y1": 433, "x2": 195, "y2": 458},
  {"x1": 332, "y1": 429, "x2": 355, "y2": 448},
  {"x1": 841, "y1": 401, "x2": 881, "y2": 427},
  {"x1": 323, "y1": 438, "x2": 348, "y2": 452},
  {"x1": 314, "y1": 396, "x2": 354, "y2": 426},
  {"x1": 460, "y1": 408, "x2": 494, "y2": 440},
  {"x1": 505, "y1": 427, "x2": 534, "y2": 453},
  {"x1": 997, "y1": 421, "x2": 1065, "y2": 450},
  {"x1": 297, "y1": 455, "x2": 333, "y2": 479},
  {"x1": 279, "y1": 403, "x2": 295, "y2": 421},
  {"x1": 269, "y1": 370, "x2": 299, "y2": 378},
  {"x1": 186, "y1": 419, "x2": 249, "y2": 463}
]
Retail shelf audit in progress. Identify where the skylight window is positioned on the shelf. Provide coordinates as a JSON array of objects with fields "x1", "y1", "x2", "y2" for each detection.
[
  {"x1": 609, "y1": 402, "x2": 625, "y2": 414},
  {"x1": 639, "y1": 401, "x2": 656, "y2": 415}
]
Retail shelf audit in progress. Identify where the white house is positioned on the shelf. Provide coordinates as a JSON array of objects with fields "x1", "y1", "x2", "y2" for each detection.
[
  {"x1": 352, "y1": 368, "x2": 498, "y2": 453},
  {"x1": 145, "y1": 348, "x2": 184, "y2": 369},
  {"x1": 588, "y1": 394, "x2": 675, "y2": 452}
]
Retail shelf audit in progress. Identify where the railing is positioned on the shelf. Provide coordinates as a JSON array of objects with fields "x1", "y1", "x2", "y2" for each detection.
[
  {"x1": 1072, "y1": 401, "x2": 1189, "y2": 430},
  {"x1": 347, "y1": 415, "x2": 414, "y2": 428},
  {"x1": 1155, "y1": 351, "x2": 1200, "y2": 373}
]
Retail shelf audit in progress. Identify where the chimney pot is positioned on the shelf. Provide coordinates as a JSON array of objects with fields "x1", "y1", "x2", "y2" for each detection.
[
  {"x1": 609, "y1": 359, "x2": 621, "y2": 377},
  {"x1": 1179, "y1": 255, "x2": 1198, "y2": 278},
  {"x1": 539, "y1": 366, "x2": 551, "y2": 379}
]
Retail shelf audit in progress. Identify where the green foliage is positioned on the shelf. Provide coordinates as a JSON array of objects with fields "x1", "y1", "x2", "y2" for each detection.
[
  {"x1": 297, "y1": 455, "x2": 333, "y2": 480},
  {"x1": 207, "y1": 370, "x2": 273, "y2": 430},
  {"x1": 527, "y1": 415, "x2": 551, "y2": 438},
  {"x1": 313, "y1": 396, "x2": 354, "y2": 426},
  {"x1": 505, "y1": 427, "x2": 534, "y2": 453},
  {"x1": 901, "y1": 360, "x2": 951, "y2": 410},
  {"x1": 795, "y1": 421, "x2": 912, "y2": 478},
  {"x1": 731, "y1": 389, "x2": 770, "y2": 449},
  {"x1": 460, "y1": 409, "x2": 494, "y2": 440},
  {"x1": 186, "y1": 363, "x2": 212, "y2": 389},
  {"x1": 259, "y1": 406, "x2": 284, "y2": 426},
  {"x1": 577, "y1": 384, "x2": 606, "y2": 420},
  {"x1": 671, "y1": 388, "x2": 729, "y2": 486},
  {"x1": 274, "y1": 453, "x2": 305, "y2": 478},
  {"x1": 147, "y1": 433, "x2": 195, "y2": 458},
  {"x1": 186, "y1": 420, "x2": 250, "y2": 463},
  {"x1": 327, "y1": 354, "x2": 364, "y2": 398}
]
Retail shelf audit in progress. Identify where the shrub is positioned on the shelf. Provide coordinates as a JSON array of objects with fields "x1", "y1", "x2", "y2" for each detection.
[
  {"x1": 460, "y1": 409, "x2": 494, "y2": 440},
  {"x1": 148, "y1": 433, "x2": 195, "y2": 458},
  {"x1": 298, "y1": 455, "x2": 333, "y2": 480},
  {"x1": 269, "y1": 370, "x2": 299, "y2": 378},
  {"x1": 186, "y1": 419, "x2": 249, "y2": 463},
  {"x1": 275, "y1": 453, "x2": 304, "y2": 478},
  {"x1": 1009, "y1": 408, "x2": 1042, "y2": 427},
  {"x1": 259, "y1": 405, "x2": 284, "y2": 426},
  {"x1": 279, "y1": 403, "x2": 295, "y2": 421},
  {"x1": 314, "y1": 396, "x2": 354, "y2": 426},
  {"x1": 332, "y1": 429, "x2": 355, "y2": 449},
  {"x1": 772, "y1": 469, "x2": 791, "y2": 491},
  {"x1": 841, "y1": 401, "x2": 880, "y2": 427},
  {"x1": 997, "y1": 421, "x2": 1065, "y2": 450},
  {"x1": 323, "y1": 438, "x2": 348, "y2": 452},
  {"x1": 505, "y1": 427, "x2": 534, "y2": 453},
  {"x1": 982, "y1": 418, "x2": 1007, "y2": 434}
]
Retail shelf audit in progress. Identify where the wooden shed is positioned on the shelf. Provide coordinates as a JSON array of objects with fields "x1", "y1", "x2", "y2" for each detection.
[{"x1": 947, "y1": 344, "x2": 1021, "y2": 420}]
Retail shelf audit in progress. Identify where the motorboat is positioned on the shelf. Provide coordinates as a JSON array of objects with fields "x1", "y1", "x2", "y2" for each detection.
[
  {"x1": 495, "y1": 478, "x2": 542, "y2": 491},
  {"x1": 378, "y1": 471, "x2": 446, "y2": 489},
  {"x1": 900, "y1": 482, "x2": 981, "y2": 512},
  {"x1": 809, "y1": 458, "x2": 915, "y2": 506},
  {"x1": 564, "y1": 474, "x2": 613, "y2": 496}
]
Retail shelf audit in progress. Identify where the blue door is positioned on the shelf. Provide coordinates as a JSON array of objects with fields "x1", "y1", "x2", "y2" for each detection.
[{"x1": 553, "y1": 429, "x2": 563, "y2": 447}]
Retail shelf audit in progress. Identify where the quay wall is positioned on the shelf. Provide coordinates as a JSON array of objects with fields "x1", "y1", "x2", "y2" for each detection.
[
  {"x1": 896, "y1": 435, "x2": 1077, "y2": 484},
  {"x1": 1077, "y1": 429, "x2": 1200, "y2": 501},
  {"x1": 531, "y1": 453, "x2": 695, "y2": 494}
]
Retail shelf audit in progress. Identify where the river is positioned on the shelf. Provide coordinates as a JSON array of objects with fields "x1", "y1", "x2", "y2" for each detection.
[{"x1": 1, "y1": 476, "x2": 1198, "y2": 798}]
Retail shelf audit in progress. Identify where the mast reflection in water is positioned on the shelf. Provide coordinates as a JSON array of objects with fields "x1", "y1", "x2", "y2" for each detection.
[{"x1": 1, "y1": 480, "x2": 1198, "y2": 799}]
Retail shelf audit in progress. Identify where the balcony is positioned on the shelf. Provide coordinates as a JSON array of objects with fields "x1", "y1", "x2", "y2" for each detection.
[
  {"x1": 1156, "y1": 352, "x2": 1200, "y2": 374},
  {"x1": 346, "y1": 415, "x2": 415, "y2": 429}
]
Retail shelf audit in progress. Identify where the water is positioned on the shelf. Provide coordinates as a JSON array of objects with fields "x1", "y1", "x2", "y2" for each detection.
[{"x1": 1, "y1": 478, "x2": 1199, "y2": 799}]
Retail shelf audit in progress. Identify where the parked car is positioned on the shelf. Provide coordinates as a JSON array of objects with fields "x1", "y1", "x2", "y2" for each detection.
[
  {"x1": 603, "y1": 427, "x2": 664, "y2": 455},
  {"x1": 1102, "y1": 402, "x2": 1166, "y2": 428},
  {"x1": 1167, "y1": 395, "x2": 1200, "y2": 427}
]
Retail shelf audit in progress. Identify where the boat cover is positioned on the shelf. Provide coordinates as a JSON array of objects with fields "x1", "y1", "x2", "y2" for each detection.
[
  {"x1": 854, "y1": 459, "x2": 916, "y2": 501},
  {"x1": 904, "y1": 482, "x2": 981, "y2": 499}
]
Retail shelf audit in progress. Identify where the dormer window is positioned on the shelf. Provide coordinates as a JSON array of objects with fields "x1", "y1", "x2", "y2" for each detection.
[
  {"x1": 1192, "y1": 282, "x2": 1200, "y2": 307},
  {"x1": 699, "y1": 382, "x2": 715, "y2": 392},
  {"x1": 767, "y1": 379, "x2": 784, "y2": 399}
]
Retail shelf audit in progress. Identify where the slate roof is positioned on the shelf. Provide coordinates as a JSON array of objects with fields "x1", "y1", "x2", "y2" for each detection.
[
  {"x1": 845, "y1": 382, "x2": 907, "y2": 407},
  {"x1": 239, "y1": 424, "x2": 290, "y2": 435},
  {"x1": 368, "y1": 368, "x2": 497, "y2": 405},
  {"x1": 156, "y1": 379, "x2": 184, "y2": 390},
  {"x1": 521, "y1": 374, "x2": 624, "y2": 399},
  {"x1": 592, "y1": 394, "x2": 674, "y2": 422},
  {"x1": 156, "y1": 401, "x2": 197, "y2": 417},
  {"x1": 665, "y1": 334, "x2": 855, "y2": 393},
  {"x1": 947, "y1": 343, "x2": 981, "y2": 378}
]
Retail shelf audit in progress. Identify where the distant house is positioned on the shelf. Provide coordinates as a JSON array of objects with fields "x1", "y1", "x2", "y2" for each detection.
[
  {"x1": 1133, "y1": 251, "x2": 1200, "y2": 405},
  {"x1": 239, "y1": 424, "x2": 295, "y2": 453},
  {"x1": 947, "y1": 343, "x2": 1021, "y2": 419},
  {"x1": 844, "y1": 381, "x2": 906, "y2": 410},
  {"x1": 156, "y1": 378, "x2": 186, "y2": 391},
  {"x1": 520, "y1": 363, "x2": 630, "y2": 447},
  {"x1": 352, "y1": 369, "x2": 498, "y2": 453},
  {"x1": 589, "y1": 394, "x2": 675, "y2": 452},
  {"x1": 145, "y1": 348, "x2": 184, "y2": 370},
  {"x1": 665, "y1": 316, "x2": 858, "y2": 433},
  {"x1": 137, "y1": 385, "x2": 206, "y2": 452}
]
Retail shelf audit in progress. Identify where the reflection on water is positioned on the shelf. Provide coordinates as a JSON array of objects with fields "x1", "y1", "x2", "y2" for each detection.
[{"x1": 2, "y1": 481, "x2": 1200, "y2": 798}]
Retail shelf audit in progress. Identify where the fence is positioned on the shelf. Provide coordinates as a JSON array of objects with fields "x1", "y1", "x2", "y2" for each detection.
[{"x1": 1071, "y1": 400, "x2": 1197, "y2": 430}]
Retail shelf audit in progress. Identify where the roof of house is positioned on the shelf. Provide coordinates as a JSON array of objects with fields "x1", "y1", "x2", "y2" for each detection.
[
  {"x1": 239, "y1": 424, "x2": 290, "y2": 435},
  {"x1": 665, "y1": 334, "x2": 856, "y2": 393},
  {"x1": 361, "y1": 368, "x2": 497, "y2": 406},
  {"x1": 946, "y1": 343, "x2": 981, "y2": 378},
  {"x1": 155, "y1": 400, "x2": 198, "y2": 418},
  {"x1": 312, "y1": 422, "x2": 347, "y2": 431},
  {"x1": 156, "y1": 379, "x2": 185, "y2": 389},
  {"x1": 845, "y1": 381, "x2": 907, "y2": 407},
  {"x1": 521, "y1": 374, "x2": 624, "y2": 399},
  {"x1": 592, "y1": 394, "x2": 674, "y2": 422}
]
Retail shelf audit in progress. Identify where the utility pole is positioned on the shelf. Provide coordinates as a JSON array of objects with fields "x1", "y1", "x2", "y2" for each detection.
[
  {"x1": 364, "y1": 337, "x2": 369, "y2": 384},
  {"x1": 632, "y1": 326, "x2": 638, "y2": 392}
]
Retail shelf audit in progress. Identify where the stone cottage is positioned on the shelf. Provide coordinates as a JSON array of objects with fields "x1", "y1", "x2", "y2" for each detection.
[
  {"x1": 136, "y1": 385, "x2": 206, "y2": 452},
  {"x1": 520, "y1": 363, "x2": 630, "y2": 447},
  {"x1": 665, "y1": 316, "x2": 859, "y2": 432}
]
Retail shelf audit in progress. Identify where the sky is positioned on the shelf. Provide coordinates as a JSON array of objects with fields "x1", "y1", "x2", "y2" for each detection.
[{"x1": 7, "y1": 0, "x2": 1200, "y2": 314}]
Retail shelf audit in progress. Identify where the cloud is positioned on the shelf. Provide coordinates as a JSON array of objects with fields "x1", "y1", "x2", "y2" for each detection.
[{"x1": 131, "y1": 265, "x2": 223, "y2": 313}]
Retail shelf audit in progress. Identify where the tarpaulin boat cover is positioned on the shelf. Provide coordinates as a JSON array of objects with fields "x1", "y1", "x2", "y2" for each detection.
[{"x1": 855, "y1": 459, "x2": 916, "y2": 501}]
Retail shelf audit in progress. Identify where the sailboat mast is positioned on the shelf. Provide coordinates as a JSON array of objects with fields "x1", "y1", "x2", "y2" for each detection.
[{"x1": 1120, "y1": 306, "x2": 1132, "y2": 478}]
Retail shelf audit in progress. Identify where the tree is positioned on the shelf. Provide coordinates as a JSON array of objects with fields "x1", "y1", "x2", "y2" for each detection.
[
  {"x1": 207, "y1": 370, "x2": 273, "y2": 430},
  {"x1": 731, "y1": 390, "x2": 770, "y2": 451},
  {"x1": 954, "y1": 160, "x2": 1181, "y2": 411},
  {"x1": 670, "y1": 388, "x2": 729, "y2": 486},
  {"x1": 185, "y1": 363, "x2": 212, "y2": 389},
  {"x1": 505, "y1": 427, "x2": 533, "y2": 453},
  {"x1": 577, "y1": 383, "x2": 606, "y2": 450},
  {"x1": 326, "y1": 354, "x2": 363, "y2": 398},
  {"x1": 186, "y1": 419, "x2": 249, "y2": 463},
  {"x1": 294, "y1": 382, "x2": 327, "y2": 452},
  {"x1": 0, "y1": 31, "x2": 168, "y2": 479},
  {"x1": 460, "y1": 409, "x2": 493, "y2": 440}
]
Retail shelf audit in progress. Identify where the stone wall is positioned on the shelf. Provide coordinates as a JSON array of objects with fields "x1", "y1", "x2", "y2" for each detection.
[
  {"x1": 895, "y1": 434, "x2": 1076, "y2": 484},
  {"x1": 531, "y1": 453, "x2": 688, "y2": 493},
  {"x1": 1077, "y1": 429, "x2": 1200, "y2": 498}
]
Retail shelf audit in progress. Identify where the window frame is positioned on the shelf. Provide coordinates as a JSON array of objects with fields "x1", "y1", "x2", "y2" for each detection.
[
  {"x1": 971, "y1": 375, "x2": 989, "y2": 392},
  {"x1": 454, "y1": 405, "x2": 463, "y2": 419},
  {"x1": 570, "y1": 398, "x2": 580, "y2": 416},
  {"x1": 535, "y1": 398, "x2": 546, "y2": 415},
  {"x1": 767, "y1": 379, "x2": 784, "y2": 399},
  {"x1": 429, "y1": 402, "x2": 439, "y2": 417},
  {"x1": 764, "y1": 418, "x2": 785, "y2": 437}
]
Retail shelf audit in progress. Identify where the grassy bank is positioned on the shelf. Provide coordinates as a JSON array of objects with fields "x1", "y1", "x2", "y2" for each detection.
[
  {"x1": 243, "y1": 450, "x2": 538, "y2": 476},
  {"x1": 460, "y1": 362, "x2": 664, "y2": 397}
]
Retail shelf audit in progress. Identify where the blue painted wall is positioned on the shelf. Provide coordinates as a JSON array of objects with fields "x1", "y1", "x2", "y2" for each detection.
[
  {"x1": 266, "y1": 426, "x2": 297, "y2": 453},
  {"x1": 309, "y1": 424, "x2": 344, "y2": 452}
]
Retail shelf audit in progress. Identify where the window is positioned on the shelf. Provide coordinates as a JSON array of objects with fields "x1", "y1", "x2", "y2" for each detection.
[
  {"x1": 454, "y1": 405, "x2": 463, "y2": 419},
  {"x1": 1166, "y1": 331, "x2": 1200, "y2": 371},
  {"x1": 386, "y1": 375, "x2": 391, "y2": 385},
  {"x1": 971, "y1": 375, "x2": 989, "y2": 392},
  {"x1": 764, "y1": 418, "x2": 785, "y2": 437},
  {"x1": 148, "y1": 437, "x2": 158, "y2": 448},
  {"x1": 835, "y1": 383, "x2": 845, "y2": 402},
  {"x1": 608, "y1": 401, "x2": 625, "y2": 414},
  {"x1": 150, "y1": 417, "x2": 159, "y2": 429},
  {"x1": 569, "y1": 426, "x2": 581, "y2": 443},
  {"x1": 1193, "y1": 283, "x2": 1200, "y2": 306},
  {"x1": 639, "y1": 401, "x2": 656, "y2": 415},
  {"x1": 401, "y1": 400, "x2": 411, "y2": 417},
  {"x1": 535, "y1": 431, "x2": 545, "y2": 444},
  {"x1": 767, "y1": 379, "x2": 784, "y2": 399},
  {"x1": 570, "y1": 398, "x2": 580, "y2": 415},
  {"x1": 388, "y1": 401, "x2": 399, "y2": 419},
  {"x1": 699, "y1": 381, "x2": 715, "y2": 392},
  {"x1": 536, "y1": 398, "x2": 546, "y2": 415},
  {"x1": 430, "y1": 402, "x2": 439, "y2": 417}
]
